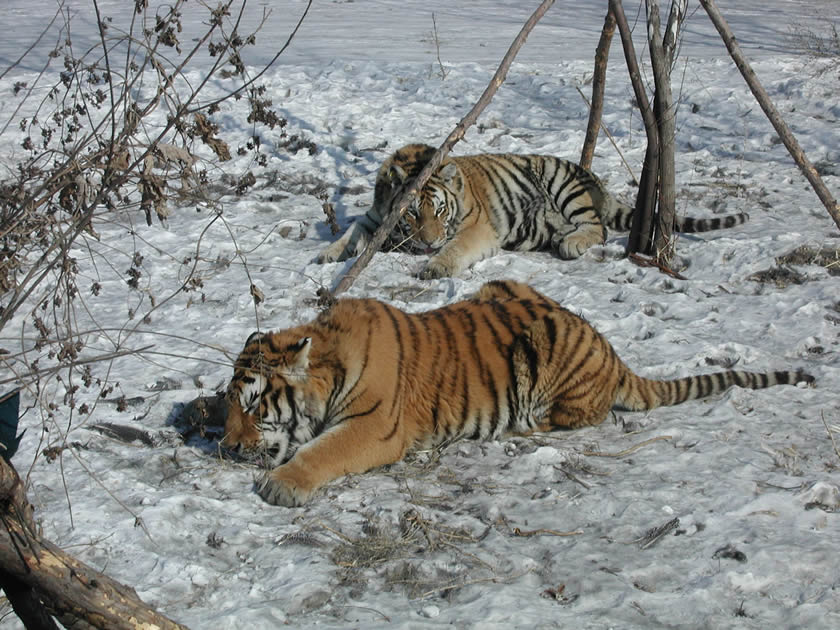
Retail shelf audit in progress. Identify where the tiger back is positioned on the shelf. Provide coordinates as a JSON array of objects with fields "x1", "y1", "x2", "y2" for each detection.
[
  {"x1": 223, "y1": 280, "x2": 812, "y2": 507},
  {"x1": 316, "y1": 143, "x2": 749, "y2": 278}
]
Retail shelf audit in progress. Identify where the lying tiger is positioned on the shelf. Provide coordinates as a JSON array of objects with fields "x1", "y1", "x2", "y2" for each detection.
[
  {"x1": 317, "y1": 144, "x2": 748, "y2": 278},
  {"x1": 223, "y1": 280, "x2": 813, "y2": 506}
]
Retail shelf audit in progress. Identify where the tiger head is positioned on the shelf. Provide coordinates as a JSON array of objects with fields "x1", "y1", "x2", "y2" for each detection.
[
  {"x1": 373, "y1": 144, "x2": 464, "y2": 253},
  {"x1": 222, "y1": 331, "x2": 323, "y2": 467}
]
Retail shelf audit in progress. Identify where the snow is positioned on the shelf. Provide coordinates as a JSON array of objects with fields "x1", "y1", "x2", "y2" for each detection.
[{"x1": 1, "y1": 1, "x2": 839, "y2": 628}]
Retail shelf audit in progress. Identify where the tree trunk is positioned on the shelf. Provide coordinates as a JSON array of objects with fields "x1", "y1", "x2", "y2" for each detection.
[
  {"x1": 611, "y1": 0, "x2": 659, "y2": 255},
  {"x1": 0, "y1": 570, "x2": 62, "y2": 630},
  {"x1": 699, "y1": 0, "x2": 840, "y2": 231},
  {"x1": 331, "y1": 0, "x2": 557, "y2": 296},
  {"x1": 580, "y1": 8, "x2": 616, "y2": 170},
  {"x1": 0, "y1": 457, "x2": 189, "y2": 630},
  {"x1": 646, "y1": 0, "x2": 677, "y2": 265}
]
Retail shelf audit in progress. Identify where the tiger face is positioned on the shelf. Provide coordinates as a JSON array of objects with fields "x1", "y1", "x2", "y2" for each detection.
[
  {"x1": 223, "y1": 333, "x2": 321, "y2": 468},
  {"x1": 393, "y1": 161, "x2": 462, "y2": 253}
]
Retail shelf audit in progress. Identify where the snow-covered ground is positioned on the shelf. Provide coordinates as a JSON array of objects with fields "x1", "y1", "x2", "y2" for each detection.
[{"x1": 1, "y1": 1, "x2": 839, "y2": 628}]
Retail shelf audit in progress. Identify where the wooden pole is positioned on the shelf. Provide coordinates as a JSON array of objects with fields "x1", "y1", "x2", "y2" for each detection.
[
  {"x1": 700, "y1": 0, "x2": 840, "y2": 231},
  {"x1": 331, "y1": 0, "x2": 557, "y2": 296}
]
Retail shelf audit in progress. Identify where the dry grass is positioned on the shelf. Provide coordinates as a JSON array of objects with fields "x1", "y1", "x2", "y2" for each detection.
[
  {"x1": 318, "y1": 508, "x2": 510, "y2": 601},
  {"x1": 748, "y1": 244, "x2": 840, "y2": 287}
]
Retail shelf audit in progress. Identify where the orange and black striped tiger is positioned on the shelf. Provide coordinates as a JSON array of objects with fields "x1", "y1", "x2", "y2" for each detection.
[
  {"x1": 316, "y1": 144, "x2": 749, "y2": 278},
  {"x1": 222, "y1": 280, "x2": 812, "y2": 506}
]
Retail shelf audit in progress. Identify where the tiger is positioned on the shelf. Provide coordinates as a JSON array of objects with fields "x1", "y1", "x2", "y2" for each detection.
[
  {"x1": 222, "y1": 280, "x2": 813, "y2": 507},
  {"x1": 316, "y1": 143, "x2": 749, "y2": 278}
]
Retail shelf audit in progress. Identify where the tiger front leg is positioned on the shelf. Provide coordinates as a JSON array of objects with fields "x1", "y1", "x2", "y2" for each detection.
[
  {"x1": 420, "y1": 222, "x2": 501, "y2": 279},
  {"x1": 257, "y1": 413, "x2": 412, "y2": 506},
  {"x1": 316, "y1": 218, "x2": 375, "y2": 263},
  {"x1": 551, "y1": 222, "x2": 606, "y2": 260}
]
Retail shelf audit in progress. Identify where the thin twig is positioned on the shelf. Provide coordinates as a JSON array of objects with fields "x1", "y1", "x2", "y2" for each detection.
[
  {"x1": 821, "y1": 411, "x2": 840, "y2": 463},
  {"x1": 628, "y1": 252, "x2": 687, "y2": 280},
  {"x1": 512, "y1": 527, "x2": 583, "y2": 538},
  {"x1": 583, "y1": 435, "x2": 672, "y2": 458},
  {"x1": 316, "y1": 520, "x2": 356, "y2": 544},
  {"x1": 414, "y1": 568, "x2": 534, "y2": 601},
  {"x1": 339, "y1": 606, "x2": 391, "y2": 623},
  {"x1": 0, "y1": 346, "x2": 154, "y2": 388},
  {"x1": 195, "y1": 0, "x2": 313, "y2": 114},
  {"x1": 554, "y1": 465, "x2": 593, "y2": 489},
  {"x1": 431, "y1": 13, "x2": 448, "y2": 79}
]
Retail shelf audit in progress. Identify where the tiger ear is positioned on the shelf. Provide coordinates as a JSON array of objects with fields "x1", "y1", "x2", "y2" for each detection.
[
  {"x1": 439, "y1": 162, "x2": 458, "y2": 182},
  {"x1": 285, "y1": 337, "x2": 312, "y2": 376},
  {"x1": 245, "y1": 331, "x2": 263, "y2": 346}
]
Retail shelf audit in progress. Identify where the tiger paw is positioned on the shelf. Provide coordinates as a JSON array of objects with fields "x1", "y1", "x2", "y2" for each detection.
[
  {"x1": 256, "y1": 469, "x2": 315, "y2": 507},
  {"x1": 554, "y1": 228, "x2": 604, "y2": 260},
  {"x1": 315, "y1": 245, "x2": 340, "y2": 264},
  {"x1": 419, "y1": 260, "x2": 451, "y2": 279}
]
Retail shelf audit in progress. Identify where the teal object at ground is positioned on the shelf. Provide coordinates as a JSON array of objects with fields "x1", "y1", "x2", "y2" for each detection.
[{"x1": 0, "y1": 389, "x2": 23, "y2": 462}]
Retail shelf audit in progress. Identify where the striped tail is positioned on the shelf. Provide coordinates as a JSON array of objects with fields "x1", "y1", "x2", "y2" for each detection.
[
  {"x1": 606, "y1": 199, "x2": 749, "y2": 233},
  {"x1": 615, "y1": 368, "x2": 814, "y2": 412}
]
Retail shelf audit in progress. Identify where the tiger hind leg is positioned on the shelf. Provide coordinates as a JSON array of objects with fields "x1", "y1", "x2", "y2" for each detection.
[{"x1": 511, "y1": 312, "x2": 620, "y2": 433}]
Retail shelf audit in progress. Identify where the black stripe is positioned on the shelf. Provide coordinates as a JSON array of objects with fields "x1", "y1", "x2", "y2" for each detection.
[
  {"x1": 473, "y1": 160, "x2": 514, "y2": 222},
  {"x1": 550, "y1": 167, "x2": 580, "y2": 207},
  {"x1": 340, "y1": 400, "x2": 382, "y2": 425},
  {"x1": 713, "y1": 371, "x2": 727, "y2": 393},
  {"x1": 559, "y1": 187, "x2": 591, "y2": 215},
  {"x1": 455, "y1": 361, "x2": 472, "y2": 438},
  {"x1": 700, "y1": 374, "x2": 713, "y2": 397},
  {"x1": 550, "y1": 322, "x2": 590, "y2": 398},
  {"x1": 284, "y1": 385, "x2": 299, "y2": 435},
  {"x1": 381, "y1": 304, "x2": 406, "y2": 419},
  {"x1": 431, "y1": 387, "x2": 442, "y2": 437},
  {"x1": 543, "y1": 314, "x2": 559, "y2": 364},
  {"x1": 522, "y1": 337, "x2": 539, "y2": 388}
]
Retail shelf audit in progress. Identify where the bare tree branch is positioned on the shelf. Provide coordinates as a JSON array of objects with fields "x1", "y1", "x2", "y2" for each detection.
[
  {"x1": 700, "y1": 0, "x2": 840, "y2": 231},
  {"x1": 611, "y1": 0, "x2": 659, "y2": 255},
  {"x1": 646, "y1": 0, "x2": 678, "y2": 265},
  {"x1": 580, "y1": 7, "x2": 616, "y2": 170},
  {"x1": 331, "y1": 0, "x2": 556, "y2": 296},
  {"x1": 663, "y1": 0, "x2": 688, "y2": 67},
  {"x1": 0, "y1": 0, "x2": 63, "y2": 81}
]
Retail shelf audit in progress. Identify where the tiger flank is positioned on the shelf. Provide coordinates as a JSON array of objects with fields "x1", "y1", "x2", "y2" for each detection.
[
  {"x1": 222, "y1": 280, "x2": 813, "y2": 506},
  {"x1": 316, "y1": 144, "x2": 749, "y2": 278}
]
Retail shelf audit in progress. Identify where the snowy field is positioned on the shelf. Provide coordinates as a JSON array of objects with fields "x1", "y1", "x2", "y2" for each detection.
[{"x1": 1, "y1": 0, "x2": 839, "y2": 628}]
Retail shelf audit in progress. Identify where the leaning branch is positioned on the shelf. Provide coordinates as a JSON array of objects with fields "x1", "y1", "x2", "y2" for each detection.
[
  {"x1": 331, "y1": 0, "x2": 556, "y2": 296},
  {"x1": 700, "y1": 0, "x2": 840, "y2": 230}
]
